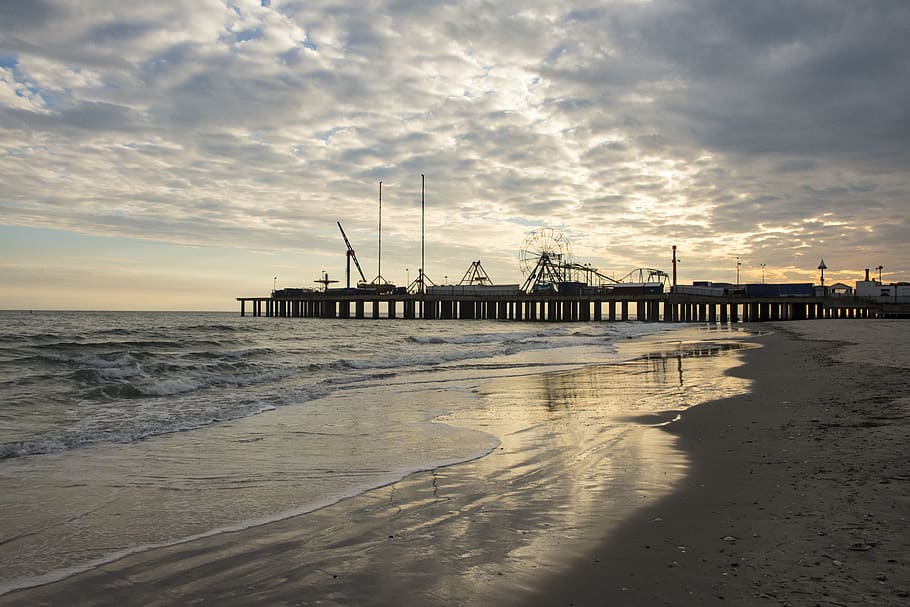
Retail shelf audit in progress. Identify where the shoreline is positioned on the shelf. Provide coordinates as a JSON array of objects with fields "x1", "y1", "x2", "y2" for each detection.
[{"x1": 0, "y1": 323, "x2": 752, "y2": 605}]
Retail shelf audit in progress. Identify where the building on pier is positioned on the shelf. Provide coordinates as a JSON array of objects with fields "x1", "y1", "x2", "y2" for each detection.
[{"x1": 856, "y1": 279, "x2": 910, "y2": 303}]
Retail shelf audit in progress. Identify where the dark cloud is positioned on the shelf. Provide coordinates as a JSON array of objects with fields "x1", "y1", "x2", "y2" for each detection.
[
  {"x1": 0, "y1": 0, "x2": 62, "y2": 31},
  {"x1": 80, "y1": 19, "x2": 160, "y2": 46},
  {"x1": 1, "y1": 101, "x2": 141, "y2": 134},
  {"x1": 638, "y1": 1, "x2": 910, "y2": 166}
]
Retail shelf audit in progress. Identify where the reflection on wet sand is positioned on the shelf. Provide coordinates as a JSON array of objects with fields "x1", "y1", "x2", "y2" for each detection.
[
  {"x1": 0, "y1": 331, "x2": 758, "y2": 607},
  {"x1": 417, "y1": 334, "x2": 757, "y2": 604}
]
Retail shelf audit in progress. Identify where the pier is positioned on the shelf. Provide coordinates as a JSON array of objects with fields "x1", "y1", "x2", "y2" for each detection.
[
  {"x1": 236, "y1": 291, "x2": 900, "y2": 322},
  {"x1": 239, "y1": 225, "x2": 910, "y2": 322}
]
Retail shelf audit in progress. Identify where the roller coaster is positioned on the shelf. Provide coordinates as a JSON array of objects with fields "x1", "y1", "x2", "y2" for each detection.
[{"x1": 519, "y1": 228, "x2": 669, "y2": 294}]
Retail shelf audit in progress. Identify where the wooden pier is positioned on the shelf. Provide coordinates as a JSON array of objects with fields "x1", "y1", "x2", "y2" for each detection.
[{"x1": 236, "y1": 291, "x2": 899, "y2": 321}]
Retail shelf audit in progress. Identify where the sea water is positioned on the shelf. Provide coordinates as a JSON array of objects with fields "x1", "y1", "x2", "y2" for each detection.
[{"x1": 0, "y1": 310, "x2": 741, "y2": 594}]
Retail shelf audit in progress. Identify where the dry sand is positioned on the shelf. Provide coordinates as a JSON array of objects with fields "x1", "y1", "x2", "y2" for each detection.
[{"x1": 2, "y1": 320, "x2": 907, "y2": 606}]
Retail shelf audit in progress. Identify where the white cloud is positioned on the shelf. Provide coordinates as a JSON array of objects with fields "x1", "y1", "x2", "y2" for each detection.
[{"x1": 0, "y1": 67, "x2": 46, "y2": 111}]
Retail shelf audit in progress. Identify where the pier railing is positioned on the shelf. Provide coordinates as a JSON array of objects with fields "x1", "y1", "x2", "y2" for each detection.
[{"x1": 236, "y1": 292, "x2": 903, "y2": 321}]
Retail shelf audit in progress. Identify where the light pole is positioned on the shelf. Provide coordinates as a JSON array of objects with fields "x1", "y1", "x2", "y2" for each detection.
[
  {"x1": 818, "y1": 259, "x2": 827, "y2": 294},
  {"x1": 406, "y1": 268, "x2": 410, "y2": 287},
  {"x1": 273, "y1": 275, "x2": 278, "y2": 293},
  {"x1": 671, "y1": 245, "x2": 678, "y2": 289},
  {"x1": 877, "y1": 265, "x2": 883, "y2": 283},
  {"x1": 736, "y1": 256, "x2": 741, "y2": 286},
  {"x1": 760, "y1": 264, "x2": 766, "y2": 284}
]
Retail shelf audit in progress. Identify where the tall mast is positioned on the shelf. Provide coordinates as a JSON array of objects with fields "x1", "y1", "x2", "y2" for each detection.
[
  {"x1": 378, "y1": 181, "x2": 382, "y2": 283},
  {"x1": 421, "y1": 174, "x2": 425, "y2": 294}
]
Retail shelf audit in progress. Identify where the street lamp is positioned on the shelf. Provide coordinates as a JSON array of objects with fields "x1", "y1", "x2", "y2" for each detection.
[
  {"x1": 877, "y1": 265, "x2": 883, "y2": 283},
  {"x1": 273, "y1": 275, "x2": 278, "y2": 293},
  {"x1": 735, "y1": 256, "x2": 741, "y2": 286},
  {"x1": 760, "y1": 264, "x2": 766, "y2": 284},
  {"x1": 406, "y1": 268, "x2": 410, "y2": 286}
]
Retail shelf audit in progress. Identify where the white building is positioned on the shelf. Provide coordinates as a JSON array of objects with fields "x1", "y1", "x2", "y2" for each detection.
[{"x1": 856, "y1": 279, "x2": 910, "y2": 302}]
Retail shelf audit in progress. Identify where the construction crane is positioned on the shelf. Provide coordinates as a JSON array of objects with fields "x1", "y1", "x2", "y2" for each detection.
[{"x1": 337, "y1": 221, "x2": 367, "y2": 289}]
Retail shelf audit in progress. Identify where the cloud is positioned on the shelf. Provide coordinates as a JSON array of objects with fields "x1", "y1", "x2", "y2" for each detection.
[
  {"x1": 0, "y1": 0, "x2": 908, "y2": 309},
  {"x1": 0, "y1": 0, "x2": 61, "y2": 30}
]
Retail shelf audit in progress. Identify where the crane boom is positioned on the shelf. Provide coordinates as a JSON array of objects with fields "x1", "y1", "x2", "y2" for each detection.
[{"x1": 337, "y1": 221, "x2": 367, "y2": 287}]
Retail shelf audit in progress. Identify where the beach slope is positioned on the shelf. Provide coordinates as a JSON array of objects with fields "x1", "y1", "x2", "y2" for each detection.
[{"x1": 527, "y1": 320, "x2": 910, "y2": 606}]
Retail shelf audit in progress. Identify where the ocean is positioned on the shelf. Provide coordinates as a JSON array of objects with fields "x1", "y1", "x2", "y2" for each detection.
[{"x1": 0, "y1": 310, "x2": 753, "y2": 596}]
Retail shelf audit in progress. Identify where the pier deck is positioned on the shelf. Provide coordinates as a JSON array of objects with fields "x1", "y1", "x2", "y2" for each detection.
[{"x1": 236, "y1": 292, "x2": 903, "y2": 321}]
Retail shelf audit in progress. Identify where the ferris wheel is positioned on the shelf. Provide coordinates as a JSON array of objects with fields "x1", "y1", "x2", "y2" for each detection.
[{"x1": 519, "y1": 228, "x2": 573, "y2": 276}]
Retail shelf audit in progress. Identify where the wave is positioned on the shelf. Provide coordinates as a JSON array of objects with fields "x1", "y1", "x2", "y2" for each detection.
[
  {"x1": 0, "y1": 365, "x2": 341, "y2": 459},
  {"x1": 175, "y1": 323, "x2": 241, "y2": 332},
  {"x1": 24, "y1": 342, "x2": 295, "y2": 397},
  {"x1": 342, "y1": 329, "x2": 611, "y2": 372},
  {"x1": 405, "y1": 327, "x2": 566, "y2": 346},
  {"x1": 0, "y1": 332, "x2": 65, "y2": 344},
  {"x1": 47, "y1": 350, "x2": 141, "y2": 368},
  {"x1": 0, "y1": 401, "x2": 278, "y2": 459},
  {"x1": 337, "y1": 347, "x2": 491, "y2": 370},
  {"x1": 200, "y1": 347, "x2": 277, "y2": 360},
  {"x1": 0, "y1": 314, "x2": 679, "y2": 463},
  {"x1": 69, "y1": 361, "x2": 298, "y2": 399},
  {"x1": 135, "y1": 366, "x2": 298, "y2": 397},
  {"x1": 33, "y1": 338, "x2": 240, "y2": 351}
]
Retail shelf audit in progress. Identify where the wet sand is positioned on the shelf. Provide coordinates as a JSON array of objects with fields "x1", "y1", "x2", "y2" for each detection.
[
  {"x1": 527, "y1": 319, "x2": 910, "y2": 606},
  {"x1": 2, "y1": 321, "x2": 907, "y2": 605}
]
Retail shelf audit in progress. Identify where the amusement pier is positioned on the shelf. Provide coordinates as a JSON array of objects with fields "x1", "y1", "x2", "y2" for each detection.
[
  {"x1": 237, "y1": 229, "x2": 909, "y2": 322},
  {"x1": 237, "y1": 183, "x2": 908, "y2": 322}
]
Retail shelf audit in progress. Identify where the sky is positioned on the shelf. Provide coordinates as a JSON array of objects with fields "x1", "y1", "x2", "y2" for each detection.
[{"x1": 1, "y1": 0, "x2": 908, "y2": 311}]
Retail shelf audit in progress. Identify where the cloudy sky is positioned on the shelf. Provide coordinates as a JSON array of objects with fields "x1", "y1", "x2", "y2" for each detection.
[{"x1": 1, "y1": 0, "x2": 908, "y2": 310}]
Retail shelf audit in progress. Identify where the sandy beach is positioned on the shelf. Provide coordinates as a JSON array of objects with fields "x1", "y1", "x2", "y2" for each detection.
[
  {"x1": 2, "y1": 320, "x2": 908, "y2": 606},
  {"x1": 528, "y1": 320, "x2": 910, "y2": 606}
]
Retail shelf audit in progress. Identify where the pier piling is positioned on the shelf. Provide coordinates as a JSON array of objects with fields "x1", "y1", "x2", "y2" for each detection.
[{"x1": 236, "y1": 292, "x2": 889, "y2": 323}]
